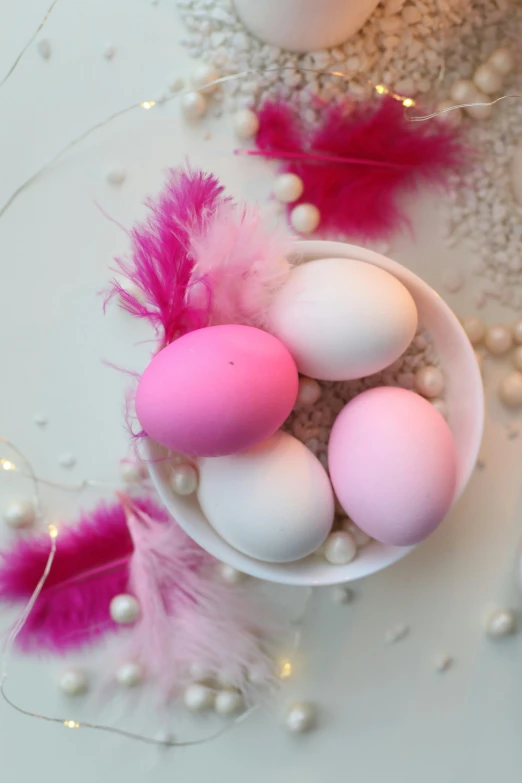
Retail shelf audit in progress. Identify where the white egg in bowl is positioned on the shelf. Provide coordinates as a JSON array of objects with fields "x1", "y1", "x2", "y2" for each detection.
[{"x1": 145, "y1": 240, "x2": 484, "y2": 586}]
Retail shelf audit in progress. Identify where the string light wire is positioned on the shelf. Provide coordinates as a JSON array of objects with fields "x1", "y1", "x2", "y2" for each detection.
[{"x1": 0, "y1": 0, "x2": 60, "y2": 90}]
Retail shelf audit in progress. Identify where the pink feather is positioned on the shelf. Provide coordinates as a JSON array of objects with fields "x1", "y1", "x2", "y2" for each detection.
[
  {"x1": 0, "y1": 497, "x2": 163, "y2": 653},
  {"x1": 252, "y1": 97, "x2": 465, "y2": 240},
  {"x1": 120, "y1": 495, "x2": 284, "y2": 701},
  {"x1": 106, "y1": 166, "x2": 226, "y2": 346},
  {"x1": 190, "y1": 202, "x2": 292, "y2": 329}
]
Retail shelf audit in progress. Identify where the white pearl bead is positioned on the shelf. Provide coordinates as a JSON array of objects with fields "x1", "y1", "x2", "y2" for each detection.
[
  {"x1": 512, "y1": 346, "x2": 522, "y2": 372},
  {"x1": 431, "y1": 398, "x2": 449, "y2": 419},
  {"x1": 414, "y1": 365, "x2": 445, "y2": 398},
  {"x1": 214, "y1": 689, "x2": 244, "y2": 716},
  {"x1": 37, "y1": 38, "x2": 52, "y2": 60},
  {"x1": 290, "y1": 203, "x2": 320, "y2": 234},
  {"x1": 191, "y1": 64, "x2": 220, "y2": 93},
  {"x1": 120, "y1": 460, "x2": 147, "y2": 483},
  {"x1": 465, "y1": 91, "x2": 492, "y2": 120},
  {"x1": 340, "y1": 519, "x2": 371, "y2": 547},
  {"x1": 513, "y1": 318, "x2": 522, "y2": 345},
  {"x1": 3, "y1": 500, "x2": 35, "y2": 529},
  {"x1": 433, "y1": 653, "x2": 453, "y2": 672},
  {"x1": 488, "y1": 47, "x2": 515, "y2": 76},
  {"x1": 296, "y1": 376, "x2": 321, "y2": 407},
  {"x1": 450, "y1": 79, "x2": 476, "y2": 104},
  {"x1": 461, "y1": 315, "x2": 485, "y2": 345},
  {"x1": 435, "y1": 100, "x2": 462, "y2": 128},
  {"x1": 59, "y1": 669, "x2": 88, "y2": 696},
  {"x1": 116, "y1": 662, "x2": 143, "y2": 687},
  {"x1": 233, "y1": 108, "x2": 260, "y2": 139},
  {"x1": 485, "y1": 608, "x2": 516, "y2": 637},
  {"x1": 107, "y1": 167, "x2": 126, "y2": 186},
  {"x1": 473, "y1": 63, "x2": 503, "y2": 95},
  {"x1": 499, "y1": 372, "x2": 522, "y2": 408},
  {"x1": 217, "y1": 562, "x2": 245, "y2": 584},
  {"x1": 323, "y1": 531, "x2": 357, "y2": 565},
  {"x1": 181, "y1": 91, "x2": 207, "y2": 121},
  {"x1": 189, "y1": 662, "x2": 214, "y2": 682},
  {"x1": 110, "y1": 594, "x2": 140, "y2": 624},
  {"x1": 285, "y1": 701, "x2": 316, "y2": 733},
  {"x1": 171, "y1": 463, "x2": 198, "y2": 495},
  {"x1": 183, "y1": 683, "x2": 215, "y2": 712},
  {"x1": 484, "y1": 324, "x2": 513, "y2": 355},
  {"x1": 273, "y1": 173, "x2": 304, "y2": 204},
  {"x1": 330, "y1": 585, "x2": 354, "y2": 605}
]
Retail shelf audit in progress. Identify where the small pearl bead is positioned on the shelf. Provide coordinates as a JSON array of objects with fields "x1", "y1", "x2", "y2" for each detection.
[
  {"x1": 107, "y1": 167, "x2": 126, "y2": 186},
  {"x1": 116, "y1": 662, "x2": 143, "y2": 687},
  {"x1": 433, "y1": 653, "x2": 453, "y2": 672},
  {"x1": 341, "y1": 519, "x2": 371, "y2": 547},
  {"x1": 285, "y1": 702, "x2": 316, "y2": 733},
  {"x1": 191, "y1": 64, "x2": 220, "y2": 93},
  {"x1": 484, "y1": 324, "x2": 513, "y2": 355},
  {"x1": 461, "y1": 315, "x2": 485, "y2": 345},
  {"x1": 450, "y1": 79, "x2": 476, "y2": 104},
  {"x1": 499, "y1": 372, "x2": 522, "y2": 408},
  {"x1": 120, "y1": 460, "x2": 147, "y2": 483},
  {"x1": 485, "y1": 608, "x2": 516, "y2": 638},
  {"x1": 59, "y1": 669, "x2": 88, "y2": 696},
  {"x1": 37, "y1": 39, "x2": 52, "y2": 60},
  {"x1": 171, "y1": 463, "x2": 198, "y2": 495},
  {"x1": 465, "y1": 92, "x2": 492, "y2": 120},
  {"x1": 181, "y1": 91, "x2": 207, "y2": 121},
  {"x1": 296, "y1": 376, "x2": 321, "y2": 407},
  {"x1": 233, "y1": 108, "x2": 259, "y2": 139},
  {"x1": 290, "y1": 203, "x2": 320, "y2": 234},
  {"x1": 110, "y1": 594, "x2": 141, "y2": 624},
  {"x1": 435, "y1": 100, "x2": 462, "y2": 128},
  {"x1": 217, "y1": 563, "x2": 245, "y2": 584},
  {"x1": 214, "y1": 689, "x2": 244, "y2": 716},
  {"x1": 431, "y1": 398, "x2": 448, "y2": 419},
  {"x1": 473, "y1": 63, "x2": 503, "y2": 95},
  {"x1": 189, "y1": 662, "x2": 214, "y2": 682},
  {"x1": 513, "y1": 346, "x2": 522, "y2": 372},
  {"x1": 414, "y1": 365, "x2": 445, "y2": 398},
  {"x1": 323, "y1": 531, "x2": 357, "y2": 565},
  {"x1": 3, "y1": 500, "x2": 35, "y2": 529},
  {"x1": 273, "y1": 173, "x2": 304, "y2": 204},
  {"x1": 513, "y1": 317, "x2": 522, "y2": 344},
  {"x1": 330, "y1": 585, "x2": 354, "y2": 605},
  {"x1": 183, "y1": 683, "x2": 215, "y2": 712},
  {"x1": 488, "y1": 47, "x2": 515, "y2": 76}
]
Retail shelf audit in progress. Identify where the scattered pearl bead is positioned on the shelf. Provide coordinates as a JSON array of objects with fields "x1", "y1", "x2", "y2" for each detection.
[
  {"x1": 435, "y1": 100, "x2": 462, "y2": 128},
  {"x1": 217, "y1": 562, "x2": 246, "y2": 584},
  {"x1": 323, "y1": 531, "x2": 357, "y2": 565},
  {"x1": 484, "y1": 324, "x2": 513, "y2": 356},
  {"x1": 180, "y1": 91, "x2": 207, "y2": 121},
  {"x1": 116, "y1": 662, "x2": 143, "y2": 688},
  {"x1": 512, "y1": 346, "x2": 522, "y2": 372},
  {"x1": 103, "y1": 44, "x2": 116, "y2": 61},
  {"x1": 189, "y1": 662, "x2": 214, "y2": 682},
  {"x1": 498, "y1": 372, "x2": 522, "y2": 408},
  {"x1": 330, "y1": 585, "x2": 354, "y2": 605},
  {"x1": 450, "y1": 79, "x2": 476, "y2": 104},
  {"x1": 465, "y1": 92, "x2": 492, "y2": 120},
  {"x1": 431, "y1": 398, "x2": 448, "y2": 419},
  {"x1": 290, "y1": 203, "x2": 320, "y2": 234},
  {"x1": 485, "y1": 608, "x2": 516, "y2": 638},
  {"x1": 273, "y1": 173, "x2": 304, "y2": 204},
  {"x1": 296, "y1": 376, "x2": 321, "y2": 407},
  {"x1": 37, "y1": 38, "x2": 52, "y2": 60},
  {"x1": 110, "y1": 594, "x2": 140, "y2": 625},
  {"x1": 461, "y1": 315, "x2": 485, "y2": 345},
  {"x1": 233, "y1": 108, "x2": 260, "y2": 139},
  {"x1": 120, "y1": 460, "x2": 147, "y2": 484},
  {"x1": 473, "y1": 63, "x2": 503, "y2": 95},
  {"x1": 58, "y1": 453, "x2": 76, "y2": 469},
  {"x1": 341, "y1": 519, "x2": 371, "y2": 547},
  {"x1": 433, "y1": 653, "x2": 453, "y2": 672},
  {"x1": 171, "y1": 463, "x2": 198, "y2": 495},
  {"x1": 191, "y1": 64, "x2": 220, "y2": 93},
  {"x1": 488, "y1": 47, "x2": 515, "y2": 76},
  {"x1": 59, "y1": 669, "x2": 88, "y2": 697},
  {"x1": 385, "y1": 623, "x2": 410, "y2": 643},
  {"x1": 106, "y1": 167, "x2": 126, "y2": 186},
  {"x1": 284, "y1": 702, "x2": 317, "y2": 733},
  {"x1": 34, "y1": 414, "x2": 48, "y2": 426},
  {"x1": 214, "y1": 689, "x2": 244, "y2": 716},
  {"x1": 183, "y1": 683, "x2": 215, "y2": 712},
  {"x1": 3, "y1": 500, "x2": 35, "y2": 530},
  {"x1": 414, "y1": 365, "x2": 445, "y2": 398},
  {"x1": 513, "y1": 318, "x2": 522, "y2": 345}
]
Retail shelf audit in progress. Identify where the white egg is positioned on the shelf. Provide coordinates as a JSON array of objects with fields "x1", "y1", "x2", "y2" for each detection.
[
  {"x1": 197, "y1": 431, "x2": 334, "y2": 563},
  {"x1": 268, "y1": 258, "x2": 418, "y2": 381}
]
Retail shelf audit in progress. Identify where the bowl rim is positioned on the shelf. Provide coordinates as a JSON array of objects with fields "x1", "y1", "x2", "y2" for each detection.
[{"x1": 145, "y1": 240, "x2": 485, "y2": 586}]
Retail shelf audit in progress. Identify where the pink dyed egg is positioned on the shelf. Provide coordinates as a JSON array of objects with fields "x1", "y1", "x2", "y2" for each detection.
[
  {"x1": 136, "y1": 324, "x2": 298, "y2": 457},
  {"x1": 328, "y1": 387, "x2": 457, "y2": 546}
]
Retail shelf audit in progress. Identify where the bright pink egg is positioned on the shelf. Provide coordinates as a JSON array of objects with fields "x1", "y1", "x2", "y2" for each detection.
[
  {"x1": 328, "y1": 387, "x2": 457, "y2": 546},
  {"x1": 136, "y1": 324, "x2": 298, "y2": 457}
]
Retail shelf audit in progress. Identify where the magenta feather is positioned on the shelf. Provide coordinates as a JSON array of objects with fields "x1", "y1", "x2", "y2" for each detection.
[
  {"x1": 253, "y1": 97, "x2": 465, "y2": 240},
  {"x1": 106, "y1": 166, "x2": 226, "y2": 346},
  {"x1": 0, "y1": 497, "x2": 164, "y2": 653},
  {"x1": 190, "y1": 201, "x2": 292, "y2": 329}
]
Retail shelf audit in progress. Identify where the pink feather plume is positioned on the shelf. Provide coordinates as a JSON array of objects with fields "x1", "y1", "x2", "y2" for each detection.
[
  {"x1": 252, "y1": 97, "x2": 465, "y2": 240},
  {"x1": 106, "y1": 166, "x2": 226, "y2": 346},
  {"x1": 190, "y1": 202, "x2": 292, "y2": 329}
]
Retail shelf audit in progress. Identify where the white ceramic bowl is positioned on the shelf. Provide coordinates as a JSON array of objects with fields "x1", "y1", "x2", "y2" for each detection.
[{"x1": 145, "y1": 240, "x2": 484, "y2": 586}]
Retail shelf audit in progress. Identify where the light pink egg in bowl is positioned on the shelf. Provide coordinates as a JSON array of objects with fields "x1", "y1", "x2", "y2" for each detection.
[{"x1": 145, "y1": 240, "x2": 484, "y2": 587}]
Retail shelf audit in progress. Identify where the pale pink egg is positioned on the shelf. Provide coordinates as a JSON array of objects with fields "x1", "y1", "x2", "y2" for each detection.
[
  {"x1": 136, "y1": 325, "x2": 298, "y2": 457},
  {"x1": 328, "y1": 387, "x2": 457, "y2": 546}
]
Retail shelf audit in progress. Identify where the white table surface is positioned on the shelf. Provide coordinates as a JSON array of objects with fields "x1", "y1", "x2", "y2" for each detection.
[{"x1": 1, "y1": 2, "x2": 522, "y2": 781}]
